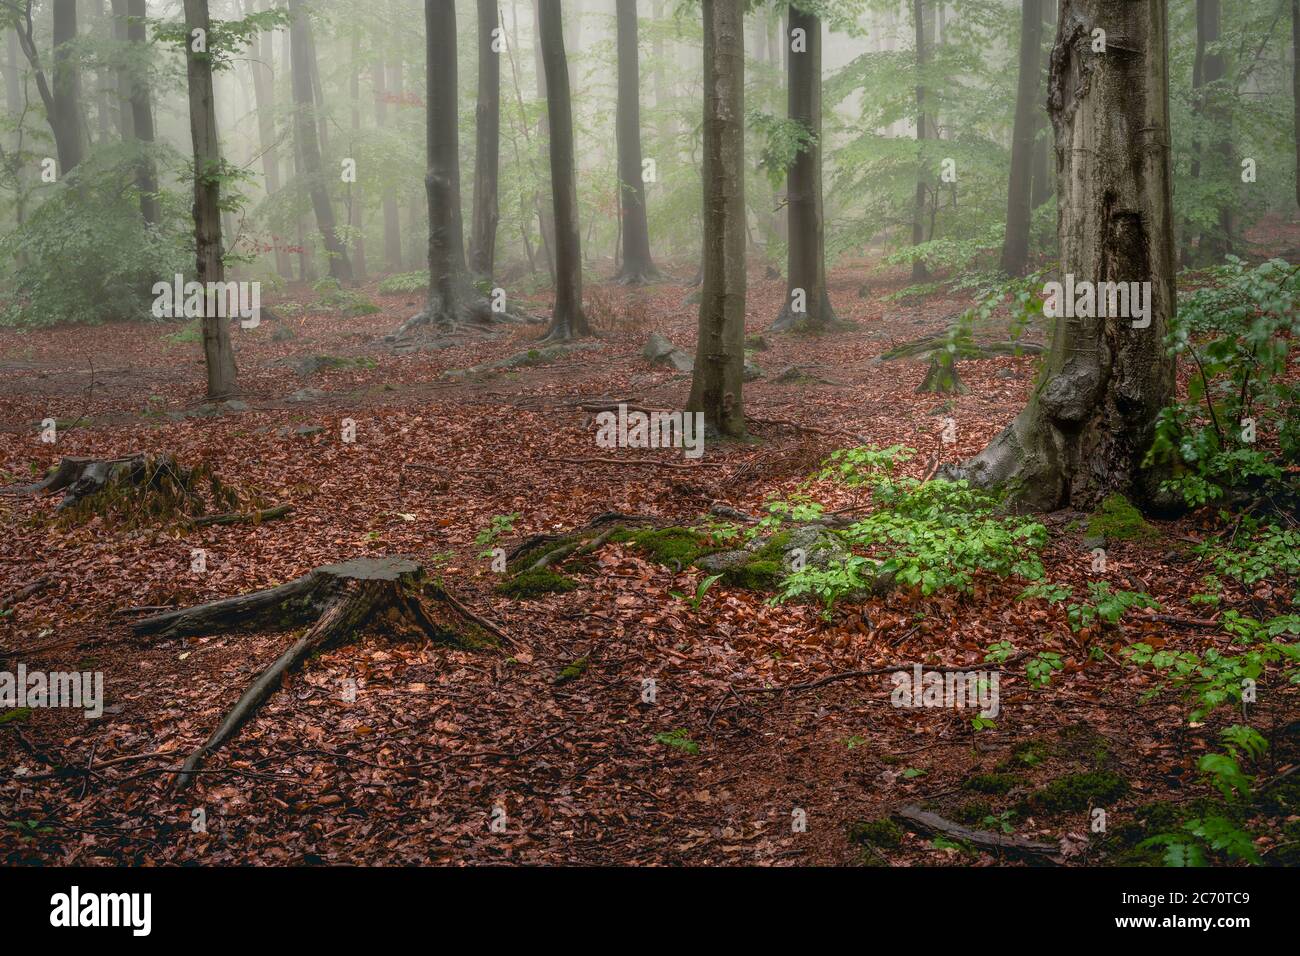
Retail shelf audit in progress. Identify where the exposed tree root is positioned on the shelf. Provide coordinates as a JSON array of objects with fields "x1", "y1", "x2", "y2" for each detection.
[
  {"x1": 894, "y1": 805, "x2": 1059, "y2": 860},
  {"x1": 130, "y1": 557, "x2": 501, "y2": 789},
  {"x1": 879, "y1": 336, "x2": 1044, "y2": 362}
]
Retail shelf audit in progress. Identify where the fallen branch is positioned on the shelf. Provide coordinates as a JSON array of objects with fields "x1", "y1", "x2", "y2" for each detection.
[
  {"x1": 0, "y1": 575, "x2": 52, "y2": 613},
  {"x1": 732, "y1": 653, "x2": 1029, "y2": 696},
  {"x1": 187, "y1": 503, "x2": 294, "y2": 528},
  {"x1": 547, "y1": 456, "x2": 722, "y2": 470},
  {"x1": 894, "y1": 805, "x2": 1059, "y2": 860}
]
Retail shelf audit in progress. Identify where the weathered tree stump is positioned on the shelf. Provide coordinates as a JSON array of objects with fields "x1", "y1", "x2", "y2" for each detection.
[
  {"x1": 131, "y1": 557, "x2": 500, "y2": 788},
  {"x1": 917, "y1": 356, "x2": 968, "y2": 394},
  {"x1": 1, "y1": 454, "x2": 149, "y2": 510}
]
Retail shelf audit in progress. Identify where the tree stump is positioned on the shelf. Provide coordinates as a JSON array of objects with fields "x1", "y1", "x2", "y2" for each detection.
[
  {"x1": 131, "y1": 557, "x2": 499, "y2": 788},
  {"x1": 1, "y1": 454, "x2": 149, "y2": 510}
]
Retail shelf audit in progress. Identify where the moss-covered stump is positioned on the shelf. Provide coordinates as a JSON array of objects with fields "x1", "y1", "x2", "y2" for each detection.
[
  {"x1": 1086, "y1": 494, "x2": 1158, "y2": 544},
  {"x1": 917, "y1": 356, "x2": 968, "y2": 394},
  {"x1": 131, "y1": 557, "x2": 496, "y2": 788}
]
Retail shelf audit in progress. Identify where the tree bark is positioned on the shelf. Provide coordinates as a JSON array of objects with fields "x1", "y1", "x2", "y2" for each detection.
[
  {"x1": 51, "y1": 0, "x2": 85, "y2": 174},
  {"x1": 348, "y1": 30, "x2": 368, "y2": 280},
  {"x1": 109, "y1": 1, "x2": 133, "y2": 141},
  {"x1": 771, "y1": 4, "x2": 834, "y2": 330},
  {"x1": 533, "y1": 0, "x2": 557, "y2": 281},
  {"x1": 952, "y1": 0, "x2": 1177, "y2": 512},
  {"x1": 1294, "y1": 0, "x2": 1299, "y2": 209},
  {"x1": 614, "y1": 0, "x2": 658, "y2": 284},
  {"x1": 538, "y1": 0, "x2": 591, "y2": 340},
  {"x1": 469, "y1": 0, "x2": 501, "y2": 281},
  {"x1": 910, "y1": 0, "x2": 928, "y2": 280},
  {"x1": 289, "y1": 0, "x2": 352, "y2": 282},
  {"x1": 687, "y1": 0, "x2": 745, "y2": 437},
  {"x1": 1000, "y1": 0, "x2": 1043, "y2": 276},
  {"x1": 248, "y1": 0, "x2": 290, "y2": 277},
  {"x1": 1029, "y1": 0, "x2": 1054, "y2": 209},
  {"x1": 373, "y1": 50, "x2": 403, "y2": 272},
  {"x1": 1188, "y1": 0, "x2": 1230, "y2": 262},
  {"x1": 182, "y1": 0, "x2": 238, "y2": 400}
]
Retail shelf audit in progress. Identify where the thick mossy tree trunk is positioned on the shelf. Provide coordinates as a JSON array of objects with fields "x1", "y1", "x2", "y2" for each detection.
[
  {"x1": 289, "y1": 0, "x2": 352, "y2": 282},
  {"x1": 613, "y1": 0, "x2": 659, "y2": 285},
  {"x1": 910, "y1": 0, "x2": 929, "y2": 281},
  {"x1": 469, "y1": 0, "x2": 501, "y2": 281},
  {"x1": 51, "y1": 0, "x2": 85, "y2": 174},
  {"x1": 1294, "y1": 0, "x2": 1299, "y2": 210},
  {"x1": 1000, "y1": 0, "x2": 1042, "y2": 277},
  {"x1": 538, "y1": 0, "x2": 591, "y2": 341},
  {"x1": 770, "y1": 4, "x2": 835, "y2": 331},
  {"x1": 687, "y1": 0, "x2": 746, "y2": 438},
  {"x1": 183, "y1": 0, "x2": 238, "y2": 400},
  {"x1": 952, "y1": 0, "x2": 1176, "y2": 512}
]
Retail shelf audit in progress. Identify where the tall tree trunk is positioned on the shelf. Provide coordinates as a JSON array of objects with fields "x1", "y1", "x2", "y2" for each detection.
[
  {"x1": 249, "y1": 0, "x2": 290, "y2": 277},
  {"x1": 373, "y1": 50, "x2": 403, "y2": 272},
  {"x1": 533, "y1": 0, "x2": 557, "y2": 280},
  {"x1": 910, "y1": 0, "x2": 928, "y2": 280},
  {"x1": 289, "y1": 0, "x2": 352, "y2": 281},
  {"x1": 91, "y1": 0, "x2": 112, "y2": 141},
  {"x1": 1029, "y1": 0, "x2": 1054, "y2": 209},
  {"x1": 348, "y1": 30, "x2": 367, "y2": 280},
  {"x1": 538, "y1": 0, "x2": 590, "y2": 340},
  {"x1": 688, "y1": 0, "x2": 745, "y2": 437},
  {"x1": 182, "y1": 0, "x2": 238, "y2": 400},
  {"x1": 109, "y1": 0, "x2": 133, "y2": 141},
  {"x1": 614, "y1": 0, "x2": 658, "y2": 284},
  {"x1": 771, "y1": 4, "x2": 833, "y2": 330},
  {"x1": 469, "y1": 0, "x2": 501, "y2": 280},
  {"x1": 1000, "y1": 0, "x2": 1043, "y2": 276},
  {"x1": 126, "y1": 0, "x2": 159, "y2": 225},
  {"x1": 1294, "y1": 0, "x2": 1299, "y2": 209},
  {"x1": 1190, "y1": 0, "x2": 1230, "y2": 262},
  {"x1": 954, "y1": 0, "x2": 1177, "y2": 512},
  {"x1": 51, "y1": 0, "x2": 85, "y2": 174}
]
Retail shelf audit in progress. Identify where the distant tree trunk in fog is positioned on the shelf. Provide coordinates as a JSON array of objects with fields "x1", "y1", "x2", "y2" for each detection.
[
  {"x1": 249, "y1": 0, "x2": 289, "y2": 277},
  {"x1": 1294, "y1": 0, "x2": 1299, "y2": 208},
  {"x1": 182, "y1": 0, "x2": 238, "y2": 400},
  {"x1": 110, "y1": 1, "x2": 133, "y2": 141},
  {"x1": 771, "y1": 4, "x2": 833, "y2": 331},
  {"x1": 1000, "y1": 0, "x2": 1042, "y2": 276},
  {"x1": 289, "y1": 0, "x2": 352, "y2": 281},
  {"x1": 1029, "y1": 0, "x2": 1053, "y2": 209},
  {"x1": 954, "y1": 0, "x2": 1176, "y2": 512},
  {"x1": 348, "y1": 31, "x2": 367, "y2": 280},
  {"x1": 125, "y1": 0, "x2": 159, "y2": 225},
  {"x1": 374, "y1": 51, "x2": 403, "y2": 272},
  {"x1": 614, "y1": 0, "x2": 658, "y2": 284},
  {"x1": 910, "y1": 0, "x2": 928, "y2": 280},
  {"x1": 51, "y1": 0, "x2": 86, "y2": 173},
  {"x1": 91, "y1": 0, "x2": 112, "y2": 141},
  {"x1": 688, "y1": 0, "x2": 745, "y2": 437},
  {"x1": 469, "y1": 0, "x2": 501, "y2": 280},
  {"x1": 538, "y1": 0, "x2": 590, "y2": 340},
  {"x1": 1188, "y1": 0, "x2": 1230, "y2": 262},
  {"x1": 651, "y1": 0, "x2": 671, "y2": 150},
  {"x1": 533, "y1": 0, "x2": 557, "y2": 280}
]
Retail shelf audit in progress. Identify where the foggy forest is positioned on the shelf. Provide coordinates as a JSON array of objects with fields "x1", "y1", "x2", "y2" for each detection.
[{"x1": 0, "y1": 0, "x2": 1298, "y2": 884}]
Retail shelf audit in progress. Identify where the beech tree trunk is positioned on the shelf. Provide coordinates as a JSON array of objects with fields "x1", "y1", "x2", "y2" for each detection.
[
  {"x1": 1000, "y1": 0, "x2": 1043, "y2": 276},
  {"x1": 289, "y1": 0, "x2": 352, "y2": 281},
  {"x1": 1029, "y1": 0, "x2": 1054, "y2": 209},
  {"x1": 953, "y1": 0, "x2": 1177, "y2": 512},
  {"x1": 182, "y1": 0, "x2": 238, "y2": 400},
  {"x1": 125, "y1": 0, "x2": 159, "y2": 225},
  {"x1": 910, "y1": 0, "x2": 929, "y2": 281},
  {"x1": 51, "y1": 0, "x2": 85, "y2": 174},
  {"x1": 249, "y1": 0, "x2": 290, "y2": 277},
  {"x1": 1294, "y1": 0, "x2": 1299, "y2": 209},
  {"x1": 614, "y1": 0, "x2": 658, "y2": 284},
  {"x1": 109, "y1": 1, "x2": 133, "y2": 140},
  {"x1": 771, "y1": 3, "x2": 834, "y2": 330},
  {"x1": 348, "y1": 31, "x2": 367, "y2": 281},
  {"x1": 374, "y1": 50, "x2": 403, "y2": 272},
  {"x1": 538, "y1": 0, "x2": 591, "y2": 340},
  {"x1": 687, "y1": 0, "x2": 745, "y2": 437},
  {"x1": 1188, "y1": 0, "x2": 1230, "y2": 262},
  {"x1": 469, "y1": 0, "x2": 501, "y2": 280},
  {"x1": 533, "y1": 0, "x2": 557, "y2": 280}
]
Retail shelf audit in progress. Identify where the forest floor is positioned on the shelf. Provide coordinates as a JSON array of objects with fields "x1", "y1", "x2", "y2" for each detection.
[{"x1": 1, "y1": 237, "x2": 1298, "y2": 866}]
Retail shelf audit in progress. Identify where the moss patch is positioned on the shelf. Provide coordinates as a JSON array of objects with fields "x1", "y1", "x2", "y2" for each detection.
[
  {"x1": 1087, "y1": 494, "x2": 1157, "y2": 542},
  {"x1": 997, "y1": 739, "x2": 1049, "y2": 771},
  {"x1": 556, "y1": 656, "x2": 588, "y2": 684},
  {"x1": 612, "y1": 527, "x2": 718, "y2": 568},
  {"x1": 495, "y1": 568, "x2": 577, "y2": 598},
  {"x1": 964, "y1": 772, "x2": 1020, "y2": 796},
  {"x1": 952, "y1": 800, "x2": 993, "y2": 825},
  {"x1": 1029, "y1": 771, "x2": 1128, "y2": 814},
  {"x1": 848, "y1": 818, "x2": 903, "y2": 849},
  {"x1": 721, "y1": 559, "x2": 783, "y2": 590}
]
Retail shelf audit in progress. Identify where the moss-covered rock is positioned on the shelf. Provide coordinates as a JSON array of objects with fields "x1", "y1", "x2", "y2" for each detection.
[
  {"x1": 613, "y1": 526, "x2": 719, "y2": 568},
  {"x1": 848, "y1": 818, "x2": 904, "y2": 849},
  {"x1": 1087, "y1": 494, "x2": 1157, "y2": 542},
  {"x1": 1029, "y1": 771, "x2": 1128, "y2": 814},
  {"x1": 495, "y1": 568, "x2": 577, "y2": 598},
  {"x1": 721, "y1": 559, "x2": 783, "y2": 590}
]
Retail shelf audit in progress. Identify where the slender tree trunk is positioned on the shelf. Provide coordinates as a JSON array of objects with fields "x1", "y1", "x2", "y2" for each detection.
[
  {"x1": 1030, "y1": 0, "x2": 1054, "y2": 209},
  {"x1": 1000, "y1": 0, "x2": 1043, "y2": 276},
  {"x1": 289, "y1": 0, "x2": 352, "y2": 281},
  {"x1": 771, "y1": 4, "x2": 833, "y2": 330},
  {"x1": 469, "y1": 0, "x2": 501, "y2": 280},
  {"x1": 687, "y1": 0, "x2": 745, "y2": 437},
  {"x1": 182, "y1": 0, "x2": 238, "y2": 400},
  {"x1": 910, "y1": 0, "x2": 928, "y2": 280},
  {"x1": 533, "y1": 0, "x2": 557, "y2": 280},
  {"x1": 1190, "y1": 0, "x2": 1230, "y2": 262},
  {"x1": 348, "y1": 30, "x2": 367, "y2": 280},
  {"x1": 1294, "y1": 0, "x2": 1299, "y2": 209},
  {"x1": 91, "y1": 0, "x2": 112, "y2": 141},
  {"x1": 373, "y1": 51, "x2": 403, "y2": 272},
  {"x1": 538, "y1": 0, "x2": 590, "y2": 340},
  {"x1": 125, "y1": 0, "x2": 159, "y2": 225},
  {"x1": 51, "y1": 0, "x2": 85, "y2": 174},
  {"x1": 954, "y1": 0, "x2": 1177, "y2": 512},
  {"x1": 249, "y1": 0, "x2": 290, "y2": 277},
  {"x1": 109, "y1": 0, "x2": 133, "y2": 141},
  {"x1": 614, "y1": 0, "x2": 658, "y2": 284}
]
